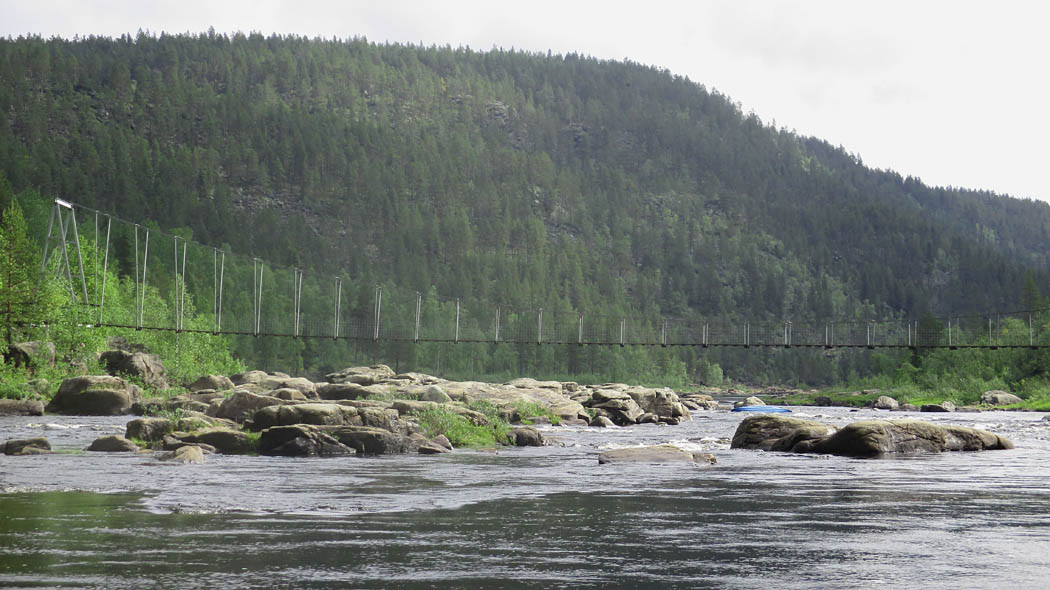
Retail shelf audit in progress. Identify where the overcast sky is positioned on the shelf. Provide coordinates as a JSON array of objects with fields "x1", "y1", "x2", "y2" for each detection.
[{"x1": 4, "y1": 0, "x2": 1049, "y2": 202}]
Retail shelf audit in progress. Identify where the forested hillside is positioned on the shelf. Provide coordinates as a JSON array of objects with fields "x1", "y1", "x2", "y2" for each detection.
[{"x1": 2, "y1": 32, "x2": 1050, "y2": 388}]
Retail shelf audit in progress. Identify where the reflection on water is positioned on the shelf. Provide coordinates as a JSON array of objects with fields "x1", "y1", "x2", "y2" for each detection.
[{"x1": 3, "y1": 408, "x2": 1050, "y2": 588}]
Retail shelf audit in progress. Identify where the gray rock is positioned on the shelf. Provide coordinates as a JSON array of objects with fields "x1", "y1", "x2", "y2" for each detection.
[
  {"x1": 507, "y1": 427, "x2": 545, "y2": 447},
  {"x1": 730, "y1": 414, "x2": 1013, "y2": 456},
  {"x1": 161, "y1": 436, "x2": 217, "y2": 454},
  {"x1": 921, "y1": 401, "x2": 956, "y2": 413},
  {"x1": 322, "y1": 426, "x2": 420, "y2": 455},
  {"x1": 730, "y1": 414, "x2": 836, "y2": 452},
  {"x1": 47, "y1": 375, "x2": 142, "y2": 415},
  {"x1": 873, "y1": 395, "x2": 900, "y2": 410},
  {"x1": 420, "y1": 385, "x2": 452, "y2": 403},
  {"x1": 87, "y1": 435, "x2": 139, "y2": 452},
  {"x1": 0, "y1": 399, "x2": 44, "y2": 416},
  {"x1": 637, "y1": 412, "x2": 660, "y2": 424},
  {"x1": 248, "y1": 403, "x2": 360, "y2": 431},
  {"x1": 980, "y1": 391, "x2": 1023, "y2": 406},
  {"x1": 734, "y1": 396, "x2": 765, "y2": 408},
  {"x1": 230, "y1": 370, "x2": 269, "y2": 385},
  {"x1": 324, "y1": 364, "x2": 396, "y2": 385},
  {"x1": 258, "y1": 425, "x2": 354, "y2": 457},
  {"x1": 590, "y1": 415, "x2": 615, "y2": 427},
  {"x1": 125, "y1": 417, "x2": 174, "y2": 442},
  {"x1": 316, "y1": 382, "x2": 377, "y2": 400},
  {"x1": 158, "y1": 445, "x2": 206, "y2": 464},
  {"x1": 175, "y1": 428, "x2": 256, "y2": 454},
  {"x1": 432, "y1": 434, "x2": 453, "y2": 451},
  {"x1": 99, "y1": 350, "x2": 168, "y2": 389},
  {"x1": 189, "y1": 375, "x2": 234, "y2": 392},
  {"x1": 209, "y1": 390, "x2": 293, "y2": 423},
  {"x1": 418, "y1": 443, "x2": 450, "y2": 454},
  {"x1": 4, "y1": 437, "x2": 51, "y2": 455},
  {"x1": 898, "y1": 403, "x2": 919, "y2": 412},
  {"x1": 598, "y1": 445, "x2": 705, "y2": 464}
]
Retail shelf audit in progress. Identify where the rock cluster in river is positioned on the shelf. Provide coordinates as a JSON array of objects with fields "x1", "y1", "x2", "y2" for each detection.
[
  {"x1": 731, "y1": 414, "x2": 1014, "y2": 457},
  {"x1": 45, "y1": 364, "x2": 695, "y2": 459}
]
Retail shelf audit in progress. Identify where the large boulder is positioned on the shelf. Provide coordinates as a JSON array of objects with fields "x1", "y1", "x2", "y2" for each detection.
[
  {"x1": 125, "y1": 417, "x2": 174, "y2": 442},
  {"x1": 316, "y1": 382, "x2": 382, "y2": 400},
  {"x1": 87, "y1": 435, "x2": 140, "y2": 452},
  {"x1": 324, "y1": 365, "x2": 396, "y2": 385},
  {"x1": 248, "y1": 403, "x2": 360, "y2": 431},
  {"x1": 981, "y1": 391, "x2": 1023, "y2": 406},
  {"x1": 731, "y1": 414, "x2": 836, "y2": 452},
  {"x1": 47, "y1": 375, "x2": 142, "y2": 415},
  {"x1": 734, "y1": 396, "x2": 766, "y2": 408},
  {"x1": 258, "y1": 376, "x2": 318, "y2": 398},
  {"x1": 4, "y1": 341, "x2": 56, "y2": 369},
  {"x1": 420, "y1": 385, "x2": 452, "y2": 403},
  {"x1": 810, "y1": 420, "x2": 1014, "y2": 456},
  {"x1": 209, "y1": 390, "x2": 293, "y2": 423},
  {"x1": 587, "y1": 390, "x2": 645, "y2": 425},
  {"x1": 0, "y1": 399, "x2": 44, "y2": 416},
  {"x1": 99, "y1": 350, "x2": 168, "y2": 389},
  {"x1": 175, "y1": 428, "x2": 257, "y2": 454},
  {"x1": 598, "y1": 445, "x2": 707, "y2": 465},
  {"x1": 730, "y1": 415, "x2": 1014, "y2": 456},
  {"x1": 158, "y1": 445, "x2": 206, "y2": 464},
  {"x1": 189, "y1": 375, "x2": 234, "y2": 392},
  {"x1": 873, "y1": 395, "x2": 900, "y2": 410},
  {"x1": 258, "y1": 425, "x2": 354, "y2": 457},
  {"x1": 4, "y1": 437, "x2": 51, "y2": 455},
  {"x1": 626, "y1": 387, "x2": 692, "y2": 421},
  {"x1": 322, "y1": 426, "x2": 420, "y2": 455},
  {"x1": 507, "y1": 426, "x2": 545, "y2": 447}
]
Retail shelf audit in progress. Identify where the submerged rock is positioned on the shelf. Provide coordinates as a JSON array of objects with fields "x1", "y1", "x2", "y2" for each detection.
[
  {"x1": 730, "y1": 414, "x2": 1014, "y2": 456},
  {"x1": 321, "y1": 426, "x2": 419, "y2": 455},
  {"x1": 158, "y1": 445, "x2": 206, "y2": 464},
  {"x1": 598, "y1": 445, "x2": 708, "y2": 465},
  {"x1": 507, "y1": 426, "x2": 545, "y2": 447}
]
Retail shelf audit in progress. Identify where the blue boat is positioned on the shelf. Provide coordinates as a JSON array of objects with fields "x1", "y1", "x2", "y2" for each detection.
[{"x1": 731, "y1": 405, "x2": 792, "y2": 413}]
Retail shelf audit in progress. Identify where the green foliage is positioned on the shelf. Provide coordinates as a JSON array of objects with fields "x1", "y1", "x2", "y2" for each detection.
[
  {"x1": 416, "y1": 401, "x2": 512, "y2": 447},
  {"x1": 511, "y1": 400, "x2": 561, "y2": 425}
]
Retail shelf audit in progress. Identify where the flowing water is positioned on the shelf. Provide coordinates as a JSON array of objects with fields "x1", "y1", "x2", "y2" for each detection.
[{"x1": 3, "y1": 407, "x2": 1050, "y2": 588}]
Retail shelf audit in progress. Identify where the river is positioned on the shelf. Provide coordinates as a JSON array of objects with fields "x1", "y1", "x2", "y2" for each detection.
[{"x1": 3, "y1": 406, "x2": 1050, "y2": 588}]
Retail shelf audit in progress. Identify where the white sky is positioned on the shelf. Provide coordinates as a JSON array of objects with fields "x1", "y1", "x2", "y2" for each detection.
[{"x1": 4, "y1": 0, "x2": 1049, "y2": 202}]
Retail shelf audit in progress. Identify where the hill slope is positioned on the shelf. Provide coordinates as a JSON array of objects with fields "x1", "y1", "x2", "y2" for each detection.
[{"x1": 2, "y1": 32, "x2": 1048, "y2": 384}]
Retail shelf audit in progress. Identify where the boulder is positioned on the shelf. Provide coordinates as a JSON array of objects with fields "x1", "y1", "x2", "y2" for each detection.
[
  {"x1": 921, "y1": 401, "x2": 956, "y2": 413},
  {"x1": 730, "y1": 414, "x2": 836, "y2": 452},
  {"x1": 505, "y1": 378, "x2": 563, "y2": 392},
  {"x1": 420, "y1": 385, "x2": 452, "y2": 403},
  {"x1": 248, "y1": 403, "x2": 360, "y2": 431},
  {"x1": 638, "y1": 412, "x2": 660, "y2": 424},
  {"x1": 159, "y1": 445, "x2": 206, "y2": 464},
  {"x1": 873, "y1": 396, "x2": 900, "y2": 410},
  {"x1": 160, "y1": 436, "x2": 217, "y2": 455},
  {"x1": 431, "y1": 434, "x2": 453, "y2": 451},
  {"x1": 175, "y1": 428, "x2": 257, "y2": 454},
  {"x1": 87, "y1": 435, "x2": 140, "y2": 452},
  {"x1": 257, "y1": 425, "x2": 354, "y2": 457},
  {"x1": 418, "y1": 442, "x2": 450, "y2": 454},
  {"x1": 99, "y1": 350, "x2": 168, "y2": 389},
  {"x1": 270, "y1": 388, "x2": 309, "y2": 401},
  {"x1": 734, "y1": 396, "x2": 765, "y2": 408},
  {"x1": 590, "y1": 415, "x2": 615, "y2": 428},
  {"x1": 980, "y1": 391, "x2": 1023, "y2": 406},
  {"x1": 588, "y1": 391, "x2": 645, "y2": 425},
  {"x1": 507, "y1": 426, "x2": 545, "y2": 447},
  {"x1": 0, "y1": 399, "x2": 45, "y2": 416},
  {"x1": 230, "y1": 370, "x2": 268, "y2": 385},
  {"x1": 258, "y1": 377, "x2": 318, "y2": 398},
  {"x1": 4, "y1": 341, "x2": 56, "y2": 369},
  {"x1": 810, "y1": 420, "x2": 1014, "y2": 456},
  {"x1": 730, "y1": 414, "x2": 1014, "y2": 456},
  {"x1": 189, "y1": 375, "x2": 234, "y2": 392},
  {"x1": 209, "y1": 390, "x2": 293, "y2": 423},
  {"x1": 125, "y1": 417, "x2": 174, "y2": 442},
  {"x1": 4, "y1": 437, "x2": 51, "y2": 455},
  {"x1": 598, "y1": 445, "x2": 706, "y2": 465},
  {"x1": 627, "y1": 388, "x2": 691, "y2": 420},
  {"x1": 322, "y1": 426, "x2": 419, "y2": 455},
  {"x1": 899, "y1": 403, "x2": 919, "y2": 412},
  {"x1": 316, "y1": 382, "x2": 379, "y2": 400},
  {"x1": 324, "y1": 365, "x2": 396, "y2": 385},
  {"x1": 47, "y1": 375, "x2": 142, "y2": 415}
]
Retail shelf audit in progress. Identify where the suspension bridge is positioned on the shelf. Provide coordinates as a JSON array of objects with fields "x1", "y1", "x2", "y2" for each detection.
[{"x1": 35, "y1": 198, "x2": 1050, "y2": 351}]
